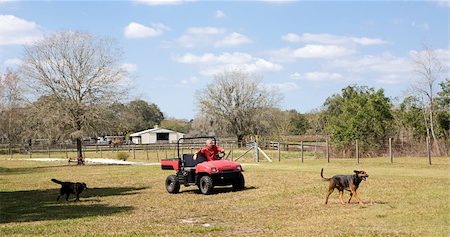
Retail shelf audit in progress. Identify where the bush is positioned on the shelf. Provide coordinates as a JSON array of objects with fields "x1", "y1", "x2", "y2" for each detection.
[{"x1": 116, "y1": 152, "x2": 130, "y2": 161}]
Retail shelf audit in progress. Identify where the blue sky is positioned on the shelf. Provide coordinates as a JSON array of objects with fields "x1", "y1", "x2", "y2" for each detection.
[{"x1": 1, "y1": 0, "x2": 449, "y2": 120}]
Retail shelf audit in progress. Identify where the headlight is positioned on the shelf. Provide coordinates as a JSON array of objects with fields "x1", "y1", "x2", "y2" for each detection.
[
  {"x1": 211, "y1": 167, "x2": 217, "y2": 173},
  {"x1": 236, "y1": 165, "x2": 242, "y2": 171}
]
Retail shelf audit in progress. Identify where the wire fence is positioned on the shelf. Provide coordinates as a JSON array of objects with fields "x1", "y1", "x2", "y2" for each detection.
[{"x1": 0, "y1": 136, "x2": 447, "y2": 164}]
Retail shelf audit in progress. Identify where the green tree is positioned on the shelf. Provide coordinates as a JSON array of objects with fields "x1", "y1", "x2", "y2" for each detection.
[
  {"x1": 435, "y1": 79, "x2": 449, "y2": 154},
  {"x1": 160, "y1": 118, "x2": 190, "y2": 134},
  {"x1": 396, "y1": 96, "x2": 427, "y2": 138},
  {"x1": 125, "y1": 99, "x2": 164, "y2": 132},
  {"x1": 322, "y1": 85, "x2": 394, "y2": 155},
  {"x1": 287, "y1": 110, "x2": 309, "y2": 135}
]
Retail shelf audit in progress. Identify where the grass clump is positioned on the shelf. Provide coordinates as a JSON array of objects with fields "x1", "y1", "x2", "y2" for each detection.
[{"x1": 116, "y1": 152, "x2": 130, "y2": 161}]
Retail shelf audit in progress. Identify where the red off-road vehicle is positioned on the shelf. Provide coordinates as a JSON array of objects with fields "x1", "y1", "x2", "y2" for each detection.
[{"x1": 161, "y1": 137, "x2": 245, "y2": 195}]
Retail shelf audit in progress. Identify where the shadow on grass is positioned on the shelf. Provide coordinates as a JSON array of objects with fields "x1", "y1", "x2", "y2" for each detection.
[
  {"x1": 180, "y1": 186, "x2": 257, "y2": 195},
  {"x1": 0, "y1": 165, "x2": 73, "y2": 175},
  {"x1": 0, "y1": 186, "x2": 145, "y2": 223}
]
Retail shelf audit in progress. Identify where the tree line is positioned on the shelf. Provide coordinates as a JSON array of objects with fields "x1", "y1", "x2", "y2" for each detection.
[{"x1": 0, "y1": 31, "x2": 448, "y2": 164}]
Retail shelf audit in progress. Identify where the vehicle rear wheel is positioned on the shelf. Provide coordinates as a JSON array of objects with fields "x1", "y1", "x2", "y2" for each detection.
[
  {"x1": 232, "y1": 172, "x2": 245, "y2": 191},
  {"x1": 165, "y1": 175, "x2": 180, "y2": 194},
  {"x1": 199, "y1": 175, "x2": 213, "y2": 195}
]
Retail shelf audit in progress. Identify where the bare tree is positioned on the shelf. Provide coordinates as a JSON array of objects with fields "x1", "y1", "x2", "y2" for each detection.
[
  {"x1": 20, "y1": 32, "x2": 127, "y2": 164},
  {"x1": 260, "y1": 108, "x2": 292, "y2": 142},
  {"x1": 0, "y1": 69, "x2": 24, "y2": 146},
  {"x1": 411, "y1": 45, "x2": 446, "y2": 155},
  {"x1": 196, "y1": 69, "x2": 281, "y2": 145}
]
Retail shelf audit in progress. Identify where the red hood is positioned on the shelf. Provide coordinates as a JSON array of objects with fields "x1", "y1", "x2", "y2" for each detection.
[{"x1": 196, "y1": 159, "x2": 242, "y2": 173}]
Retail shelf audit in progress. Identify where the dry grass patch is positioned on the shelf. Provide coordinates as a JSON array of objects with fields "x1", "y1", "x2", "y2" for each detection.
[{"x1": 0, "y1": 157, "x2": 448, "y2": 236}]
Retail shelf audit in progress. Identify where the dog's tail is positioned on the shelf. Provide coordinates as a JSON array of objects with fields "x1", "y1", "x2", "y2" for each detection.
[
  {"x1": 321, "y1": 168, "x2": 331, "y2": 181},
  {"x1": 51, "y1": 178, "x2": 63, "y2": 184}
]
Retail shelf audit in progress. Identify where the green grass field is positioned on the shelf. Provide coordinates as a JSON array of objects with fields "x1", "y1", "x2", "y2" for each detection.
[{"x1": 0, "y1": 156, "x2": 448, "y2": 236}]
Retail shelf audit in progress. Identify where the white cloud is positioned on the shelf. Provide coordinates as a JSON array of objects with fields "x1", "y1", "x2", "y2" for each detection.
[
  {"x1": 411, "y1": 21, "x2": 429, "y2": 30},
  {"x1": 281, "y1": 33, "x2": 388, "y2": 46},
  {"x1": 124, "y1": 22, "x2": 169, "y2": 38},
  {"x1": 216, "y1": 10, "x2": 225, "y2": 18},
  {"x1": 121, "y1": 63, "x2": 137, "y2": 72},
  {"x1": 175, "y1": 52, "x2": 282, "y2": 76},
  {"x1": 435, "y1": 0, "x2": 450, "y2": 7},
  {"x1": 176, "y1": 27, "x2": 225, "y2": 48},
  {"x1": 214, "y1": 32, "x2": 252, "y2": 47},
  {"x1": 290, "y1": 72, "x2": 301, "y2": 80},
  {"x1": 179, "y1": 76, "x2": 199, "y2": 86},
  {"x1": 271, "y1": 45, "x2": 354, "y2": 62},
  {"x1": 176, "y1": 52, "x2": 253, "y2": 64},
  {"x1": 3, "y1": 58, "x2": 22, "y2": 68},
  {"x1": 264, "y1": 82, "x2": 298, "y2": 92},
  {"x1": 294, "y1": 45, "x2": 352, "y2": 58},
  {"x1": 0, "y1": 15, "x2": 43, "y2": 45},
  {"x1": 132, "y1": 0, "x2": 187, "y2": 5},
  {"x1": 409, "y1": 48, "x2": 450, "y2": 70},
  {"x1": 296, "y1": 72, "x2": 344, "y2": 81},
  {"x1": 176, "y1": 27, "x2": 251, "y2": 48},
  {"x1": 328, "y1": 53, "x2": 414, "y2": 84},
  {"x1": 281, "y1": 33, "x2": 302, "y2": 42}
]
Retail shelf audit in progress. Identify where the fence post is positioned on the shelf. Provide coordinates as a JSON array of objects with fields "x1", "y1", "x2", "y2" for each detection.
[
  {"x1": 426, "y1": 136, "x2": 432, "y2": 165},
  {"x1": 254, "y1": 142, "x2": 259, "y2": 162},
  {"x1": 301, "y1": 141, "x2": 304, "y2": 163},
  {"x1": 356, "y1": 139, "x2": 359, "y2": 164},
  {"x1": 156, "y1": 145, "x2": 160, "y2": 161},
  {"x1": 145, "y1": 145, "x2": 149, "y2": 160},
  {"x1": 326, "y1": 139, "x2": 330, "y2": 163},
  {"x1": 389, "y1": 138, "x2": 393, "y2": 163},
  {"x1": 278, "y1": 142, "x2": 281, "y2": 162},
  {"x1": 230, "y1": 143, "x2": 234, "y2": 161}
]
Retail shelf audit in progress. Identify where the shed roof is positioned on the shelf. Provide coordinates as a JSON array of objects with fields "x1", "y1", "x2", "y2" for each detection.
[{"x1": 129, "y1": 128, "x2": 185, "y2": 137}]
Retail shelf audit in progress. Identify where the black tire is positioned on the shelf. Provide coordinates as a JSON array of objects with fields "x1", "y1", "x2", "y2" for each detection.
[
  {"x1": 198, "y1": 175, "x2": 213, "y2": 195},
  {"x1": 165, "y1": 175, "x2": 180, "y2": 194},
  {"x1": 232, "y1": 172, "x2": 245, "y2": 191}
]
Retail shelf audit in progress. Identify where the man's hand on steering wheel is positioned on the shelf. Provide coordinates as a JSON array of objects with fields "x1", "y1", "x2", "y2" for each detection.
[{"x1": 217, "y1": 151, "x2": 225, "y2": 160}]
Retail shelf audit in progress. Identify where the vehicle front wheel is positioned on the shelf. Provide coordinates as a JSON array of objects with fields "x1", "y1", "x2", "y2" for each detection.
[
  {"x1": 198, "y1": 175, "x2": 213, "y2": 195},
  {"x1": 232, "y1": 172, "x2": 245, "y2": 191},
  {"x1": 165, "y1": 175, "x2": 180, "y2": 194}
]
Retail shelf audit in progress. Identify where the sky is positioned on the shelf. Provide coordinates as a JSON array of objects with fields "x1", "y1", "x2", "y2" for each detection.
[{"x1": 0, "y1": 0, "x2": 449, "y2": 120}]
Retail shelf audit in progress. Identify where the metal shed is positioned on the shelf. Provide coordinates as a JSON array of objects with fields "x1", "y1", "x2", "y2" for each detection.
[{"x1": 129, "y1": 126, "x2": 185, "y2": 144}]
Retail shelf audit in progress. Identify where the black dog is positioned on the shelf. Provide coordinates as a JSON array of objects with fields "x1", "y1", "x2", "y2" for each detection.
[
  {"x1": 321, "y1": 169, "x2": 368, "y2": 205},
  {"x1": 51, "y1": 178, "x2": 87, "y2": 201}
]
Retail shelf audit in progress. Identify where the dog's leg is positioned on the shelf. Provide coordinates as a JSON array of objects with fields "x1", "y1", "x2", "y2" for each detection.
[
  {"x1": 339, "y1": 191, "x2": 346, "y2": 205},
  {"x1": 348, "y1": 192, "x2": 353, "y2": 203},
  {"x1": 351, "y1": 190, "x2": 364, "y2": 205},
  {"x1": 65, "y1": 193, "x2": 70, "y2": 201},
  {"x1": 325, "y1": 189, "x2": 334, "y2": 204},
  {"x1": 325, "y1": 182, "x2": 335, "y2": 204},
  {"x1": 57, "y1": 195, "x2": 60, "y2": 201}
]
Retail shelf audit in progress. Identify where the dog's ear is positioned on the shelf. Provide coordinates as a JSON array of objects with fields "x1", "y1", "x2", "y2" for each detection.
[{"x1": 354, "y1": 170, "x2": 360, "y2": 174}]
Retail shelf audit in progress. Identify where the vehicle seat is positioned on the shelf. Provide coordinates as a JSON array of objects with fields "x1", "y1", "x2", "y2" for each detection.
[{"x1": 182, "y1": 154, "x2": 205, "y2": 167}]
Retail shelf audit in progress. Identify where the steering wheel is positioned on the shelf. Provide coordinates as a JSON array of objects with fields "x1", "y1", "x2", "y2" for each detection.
[{"x1": 217, "y1": 151, "x2": 225, "y2": 160}]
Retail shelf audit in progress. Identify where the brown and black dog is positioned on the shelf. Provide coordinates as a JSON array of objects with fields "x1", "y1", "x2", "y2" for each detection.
[
  {"x1": 51, "y1": 179, "x2": 87, "y2": 201},
  {"x1": 321, "y1": 169, "x2": 368, "y2": 205}
]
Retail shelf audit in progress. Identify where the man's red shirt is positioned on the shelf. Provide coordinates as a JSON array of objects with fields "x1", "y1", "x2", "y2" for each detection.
[{"x1": 197, "y1": 145, "x2": 224, "y2": 161}]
